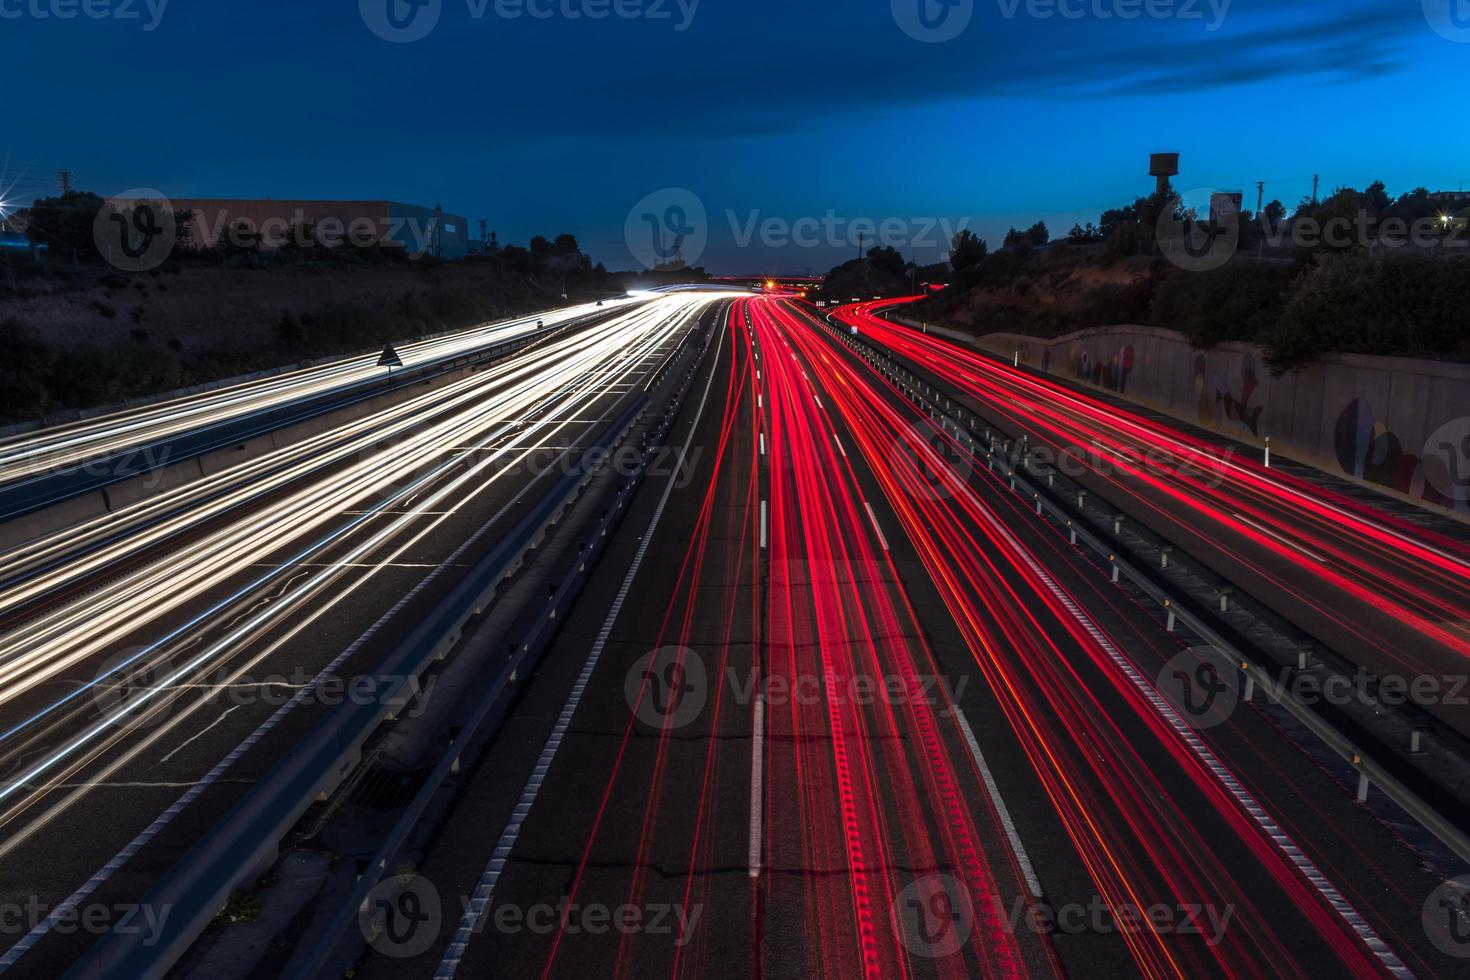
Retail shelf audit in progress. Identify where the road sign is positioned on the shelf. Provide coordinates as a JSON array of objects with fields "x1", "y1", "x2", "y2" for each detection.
[{"x1": 378, "y1": 344, "x2": 403, "y2": 368}]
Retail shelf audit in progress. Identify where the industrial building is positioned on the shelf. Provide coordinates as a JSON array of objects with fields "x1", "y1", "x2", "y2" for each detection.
[{"x1": 118, "y1": 198, "x2": 470, "y2": 259}]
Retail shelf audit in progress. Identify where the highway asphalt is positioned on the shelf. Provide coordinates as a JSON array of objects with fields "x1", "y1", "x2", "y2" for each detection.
[
  {"x1": 344, "y1": 296, "x2": 1470, "y2": 979},
  {"x1": 0, "y1": 295, "x2": 721, "y2": 977}
]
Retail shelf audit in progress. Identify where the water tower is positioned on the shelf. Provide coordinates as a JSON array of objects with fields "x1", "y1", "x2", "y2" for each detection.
[{"x1": 1149, "y1": 152, "x2": 1180, "y2": 198}]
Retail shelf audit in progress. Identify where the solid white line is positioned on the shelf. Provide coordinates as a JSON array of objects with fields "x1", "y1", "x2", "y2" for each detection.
[
  {"x1": 864, "y1": 502, "x2": 889, "y2": 551},
  {"x1": 749, "y1": 695, "x2": 765, "y2": 878},
  {"x1": 434, "y1": 322, "x2": 727, "y2": 980},
  {"x1": 761, "y1": 501, "x2": 768, "y2": 550},
  {"x1": 956, "y1": 476, "x2": 1412, "y2": 979},
  {"x1": 952, "y1": 706, "x2": 1044, "y2": 899},
  {"x1": 1233, "y1": 512, "x2": 1328, "y2": 563},
  {"x1": 834, "y1": 435, "x2": 847, "y2": 458},
  {"x1": 760, "y1": 433, "x2": 765, "y2": 457}
]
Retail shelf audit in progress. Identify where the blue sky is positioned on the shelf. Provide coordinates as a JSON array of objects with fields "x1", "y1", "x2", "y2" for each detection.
[{"x1": 5, "y1": 0, "x2": 1468, "y2": 272}]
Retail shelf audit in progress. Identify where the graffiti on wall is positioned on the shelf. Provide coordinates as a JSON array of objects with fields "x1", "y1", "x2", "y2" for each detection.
[
  {"x1": 1334, "y1": 400, "x2": 1470, "y2": 513},
  {"x1": 1193, "y1": 353, "x2": 1264, "y2": 437},
  {"x1": 1020, "y1": 329, "x2": 1469, "y2": 516},
  {"x1": 1070, "y1": 344, "x2": 1135, "y2": 394}
]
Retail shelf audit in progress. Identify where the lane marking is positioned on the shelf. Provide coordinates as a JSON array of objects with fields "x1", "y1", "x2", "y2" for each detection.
[
  {"x1": 434, "y1": 322, "x2": 727, "y2": 979},
  {"x1": 760, "y1": 433, "x2": 765, "y2": 457},
  {"x1": 0, "y1": 304, "x2": 700, "y2": 974},
  {"x1": 960, "y1": 478, "x2": 1412, "y2": 979},
  {"x1": 1233, "y1": 512, "x2": 1328, "y2": 563},
  {"x1": 761, "y1": 501, "x2": 768, "y2": 550},
  {"x1": 749, "y1": 695, "x2": 765, "y2": 878},
  {"x1": 952, "y1": 706, "x2": 1044, "y2": 899},
  {"x1": 834, "y1": 435, "x2": 847, "y2": 458},
  {"x1": 863, "y1": 502, "x2": 889, "y2": 551}
]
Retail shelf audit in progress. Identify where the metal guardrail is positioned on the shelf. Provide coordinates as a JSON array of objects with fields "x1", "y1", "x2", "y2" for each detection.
[
  {"x1": 288, "y1": 314, "x2": 719, "y2": 979},
  {"x1": 0, "y1": 307, "x2": 626, "y2": 523},
  {"x1": 848, "y1": 308, "x2": 1470, "y2": 757},
  {"x1": 810, "y1": 309, "x2": 1470, "y2": 868},
  {"x1": 63, "y1": 394, "x2": 653, "y2": 980},
  {"x1": 0, "y1": 298, "x2": 640, "y2": 442}
]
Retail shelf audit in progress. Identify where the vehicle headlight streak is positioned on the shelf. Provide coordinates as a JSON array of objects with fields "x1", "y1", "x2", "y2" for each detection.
[
  {"x1": 0, "y1": 298, "x2": 645, "y2": 484},
  {"x1": 536, "y1": 300, "x2": 1032, "y2": 980},
  {"x1": 0, "y1": 297, "x2": 721, "y2": 840}
]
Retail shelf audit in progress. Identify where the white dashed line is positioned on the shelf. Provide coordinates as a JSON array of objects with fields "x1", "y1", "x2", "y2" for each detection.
[{"x1": 864, "y1": 502, "x2": 889, "y2": 551}]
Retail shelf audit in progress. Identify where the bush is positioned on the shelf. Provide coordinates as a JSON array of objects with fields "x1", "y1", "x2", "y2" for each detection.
[
  {"x1": 1265, "y1": 254, "x2": 1470, "y2": 371},
  {"x1": 1150, "y1": 261, "x2": 1292, "y2": 349}
]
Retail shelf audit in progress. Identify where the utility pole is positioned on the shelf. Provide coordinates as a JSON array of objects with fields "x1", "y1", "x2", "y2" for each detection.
[
  {"x1": 1256, "y1": 181, "x2": 1264, "y2": 214},
  {"x1": 1311, "y1": 174, "x2": 1320, "y2": 205},
  {"x1": 858, "y1": 232, "x2": 865, "y2": 261},
  {"x1": 57, "y1": 170, "x2": 71, "y2": 195}
]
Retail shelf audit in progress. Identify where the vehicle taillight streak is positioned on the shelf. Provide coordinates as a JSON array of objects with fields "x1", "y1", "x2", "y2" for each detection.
[{"x1": 763, "y1": 297, "x2": 1399, "y2": 979}]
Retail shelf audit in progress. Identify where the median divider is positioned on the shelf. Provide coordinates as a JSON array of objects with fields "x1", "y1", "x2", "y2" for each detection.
[{"x1": 288, "y1": 311, "x2": 719, "y2": 978}]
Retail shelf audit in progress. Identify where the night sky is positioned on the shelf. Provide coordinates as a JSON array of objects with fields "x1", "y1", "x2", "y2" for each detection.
[{"x1": 5, "y1": 0, "x2": 1467, "y2": 272}]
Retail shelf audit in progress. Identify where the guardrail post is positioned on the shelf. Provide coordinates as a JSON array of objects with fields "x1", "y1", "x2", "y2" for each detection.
[
  {"x1": 1218, "y1": 587, "x2": 1234, "y2": 613},
  {"x1": 1242, "y1": 671, "x2": 1256, "y2": 702},
  {"x1": 1077, "y1": 490, "x2": 1087, "y2": 510},
  {"x1": 1164, "y1": 600, "x2": 1176, "y2": 632},
  {"x1": 1296, "y1": 642, "x2": 1315, "y2": 671},
  {"x1": 1110, "y1": 556, "x2": 1119, "y2": 582},
  {"x1": 1067, "y1": 521, "x2": 1077, "y2": 545},
  {"x1": 1357, "y1": 771, "x2": 1370, "y2": 802},
  {"x1": 1412, "y1": 728, "x2": 1428, "y2": 756},
  {"x1": 1114, "y1": 514, "x2": 1124, "y2": 535},
  {"x1": 1160, "y1": 547, "x2": 1173, "y2": 569}
]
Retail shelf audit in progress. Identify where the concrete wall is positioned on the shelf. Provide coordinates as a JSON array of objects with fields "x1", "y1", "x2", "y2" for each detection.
[{"x1": 898, "y1": 318, "x2": 1470, "y2": 516}]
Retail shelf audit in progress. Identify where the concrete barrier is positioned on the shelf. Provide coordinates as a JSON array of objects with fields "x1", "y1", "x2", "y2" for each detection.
[{"x1": 895, "y1": 317, "x2": 1470, "y2": 517}]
